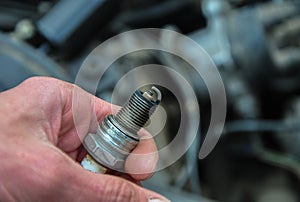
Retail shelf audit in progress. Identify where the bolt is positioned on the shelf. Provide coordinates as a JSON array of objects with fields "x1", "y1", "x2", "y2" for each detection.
[
  {"x1": 13, "y1": 19, "x2": 35, "y2": 40},
  {"x1": 81, "y1": 86, "x2": 161, "y2": 173}
]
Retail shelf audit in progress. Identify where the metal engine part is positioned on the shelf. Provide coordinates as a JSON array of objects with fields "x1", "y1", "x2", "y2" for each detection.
[{"x1": 81, "y1": 86, "x2": 161, "y2": 172}]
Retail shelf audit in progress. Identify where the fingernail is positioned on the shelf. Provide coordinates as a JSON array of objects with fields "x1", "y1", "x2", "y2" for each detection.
[{"x1": 148, "y1": 198, "x2": 171, "y2": 202}]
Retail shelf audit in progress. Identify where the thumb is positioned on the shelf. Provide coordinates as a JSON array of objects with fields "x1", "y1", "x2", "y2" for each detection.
[{"x1": 66, "y1": 163, "x2": 170, "y2": 202}]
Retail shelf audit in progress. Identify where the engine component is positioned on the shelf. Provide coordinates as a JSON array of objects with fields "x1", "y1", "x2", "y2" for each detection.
[
  {"x1": 190, "y1": 0, "x2": 300, "y2": 93},
  {"x1": 0, "y1": 32, "x2": 70, "y2": 91},
  {"x1": 36, "y1": 0, "x2": 120, "y2": 57},
  {"x1": 81, "y1": 86, "x2": 161, "y2": 173}
]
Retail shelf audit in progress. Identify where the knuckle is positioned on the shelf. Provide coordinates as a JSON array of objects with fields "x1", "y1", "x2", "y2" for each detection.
[
  {"x1": 19, "y1": 76, "x2": 63, "y2": 107},
  {"x1": 104, "y1": 178, "x2": 137, "y2": 202},
  {"x1": 22, "y1": 76, "x2": 53, "y2": 86},
  {"x1": 21, "y1": 76, "x2": 63, "y2": 94}
]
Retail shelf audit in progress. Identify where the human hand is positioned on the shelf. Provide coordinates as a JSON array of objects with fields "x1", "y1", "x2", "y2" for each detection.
[{"x1": 0, "y1": 77, "x2": 169, "y2": 202}]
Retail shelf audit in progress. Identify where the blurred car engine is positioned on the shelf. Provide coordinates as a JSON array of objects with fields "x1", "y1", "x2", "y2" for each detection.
[{"x1": 1, "y1": 0, "x2": 300, "y2": 201}]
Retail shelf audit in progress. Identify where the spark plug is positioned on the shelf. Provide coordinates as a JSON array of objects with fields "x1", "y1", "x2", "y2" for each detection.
[{"x1": 81, "y1": 86, "x2": 162, "y2": 173}]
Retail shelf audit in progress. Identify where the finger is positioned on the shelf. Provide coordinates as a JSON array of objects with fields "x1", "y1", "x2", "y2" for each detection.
[
  {"x1": 57, "y1": 81, "x2": 112, "y2": 153},
  {"x1": 66, "y1": 161, "x2": 169, "y2": 202},
  {"x1": 107, "y1": 170, "x2": 142, "y2": 186},
  {"x1": 23, "y1": 143, "x2": 168, "y2": 202},
  {"x1": 125, "y1": 129, "x2": 158, "y2": 180}
]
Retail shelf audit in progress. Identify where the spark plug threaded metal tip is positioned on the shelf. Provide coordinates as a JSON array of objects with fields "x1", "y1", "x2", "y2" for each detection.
[
  {"x1": 114, "y1": 86, "x2": 161, "y2": 138},
  {"x1": 81, "y1": 86, "x2": 162, "y2": 173}
]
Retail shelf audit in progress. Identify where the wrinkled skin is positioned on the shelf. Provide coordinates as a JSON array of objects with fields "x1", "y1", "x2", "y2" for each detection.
[{"x1": 0, "y1": 77, "x2": 167, "y2": 202}]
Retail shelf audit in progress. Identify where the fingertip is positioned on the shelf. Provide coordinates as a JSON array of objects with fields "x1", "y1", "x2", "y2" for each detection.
[{"x1": 125, "y1": 137, "x2": 158, "y2": 180}]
